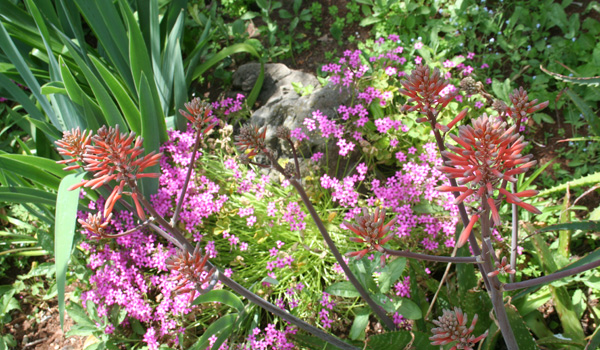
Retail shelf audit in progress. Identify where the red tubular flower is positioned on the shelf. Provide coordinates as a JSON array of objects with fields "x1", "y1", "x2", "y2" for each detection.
[
  {"x1": 56, "y1": 125, "x2": 162, "y2": 218},
  {"x1": 399, "y1": 65, "x2": 456, "y2": 119},
  {"x1": 343, "y1": 207, "x2": 397, "y2": 258},
  {"x1": 508, "y1": 87, "x2": 549, "y2": 120},
  {"x1": 166, "y1": 244, "x2": 216, "y2": 295},
  {"x1": 234, "y1": 124, "x2": 268, "y2": 158},
  {"x1": 436, "y1": 114, "x2": 541, "y2": 227},
  {"x1": 430, "y1": 307, "x2": 488, "y2": 350},
  {"x1": 55, "y1": 127, "x2": 92, "y2": 170},
  {"x1": 179, "y1": 97, "x2": 217, "y2": 134}
]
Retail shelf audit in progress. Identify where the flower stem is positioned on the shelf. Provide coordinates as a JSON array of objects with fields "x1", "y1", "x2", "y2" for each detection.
[
  {"x1": 216, "y1": 271, "x2": 360, "y2": 350},
  {"x1": 510, "y1": 182, "x2": 518, "y2": 283},
  {"x1": 171, "y1": 129, "x2": 202, "y2": 226},
  {"x1": 287, "y1": 176, "x2": 397, "y2": 331},
  {"x1": 503, "y1": 258, "x2": 600, "y2": 291},
  {"x1": 382, "y1": 248, "x2": 478, "y2": 263}
]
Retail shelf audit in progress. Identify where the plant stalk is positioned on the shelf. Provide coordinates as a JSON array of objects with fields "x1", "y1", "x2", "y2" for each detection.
[
  {"x1": 503, "y1": 258, "x2": 600, "y2": 291},
  {"x1": 288, "y1": 177, "x2": 397, "y2": 331},
  {"x1": 171, "y1": 129, "x2": 202, "y2": 226},
  {"x1": 382, "y1": 247, "x2": 479, "y2": 263}
]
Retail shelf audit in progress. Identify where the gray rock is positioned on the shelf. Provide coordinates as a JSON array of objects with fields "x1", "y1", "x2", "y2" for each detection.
[{"x1": 232, "y1": 62, "x2": 362, "y2": 178}]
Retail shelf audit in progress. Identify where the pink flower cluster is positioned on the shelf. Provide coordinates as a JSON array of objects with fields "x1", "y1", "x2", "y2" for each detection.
[
  {"x1": 319, "y1": 292, "x2": 337, "y2": 329},
  {"x1": 152, "y1": 128, "x2": 228, "y2": 233}
]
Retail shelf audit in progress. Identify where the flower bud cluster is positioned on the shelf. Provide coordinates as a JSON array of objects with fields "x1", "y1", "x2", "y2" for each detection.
[
  {"x1": 234, "y1": 124, "x2": 268, "y2": 159},
  {"x1": 430, "y1": 307, "x2": 488, "y2": 350},
  {"x1": 343, "y1": 207, "x2": 397, "y2": 259},
  {"x1": 399, "y1": 65, "x2": 456, "y2": 120},
  {"x1": 179, "y1": 97, "x2": 217, "y2": 135},
  {"x1": 508, "y1": 87, "x2": 549, "y2": 120},
  {"x1": 166, "y1": 244, "x2": 216, "y2": 295}
]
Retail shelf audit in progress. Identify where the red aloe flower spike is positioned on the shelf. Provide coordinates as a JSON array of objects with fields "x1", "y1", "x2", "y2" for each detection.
[
  {"x1": 234, "y1": 124, "x2": 268, "y2": 158},
  {"x1": 166, "y1": 244, "x2": 217, "y2": 295},
  {"x1": 78, "y1": 212, "x2": 113, "y2": 240},
  {"x1": 55, "y1": 127, "x2": 92, "y2": 170},
  {"x1": 430, "y1": 307, "x2": 488, "y2": 350},
  {"x1": 458, "y1": 214, "x2": 479, "y2": 248},
  {"x1": 399, "y1": 65, "x2": 455, "y2": 118},
  {"x1": 343, "y1": 207, "x2": 397, "y2": 257},
  {"x1": 508, "y1": 87, "x2": 549, "y2": 120},
  {"x1": 179, "y1": 97, "x2": 217, "y2": 134},
  {"x1": 61, "y1": 125, "x2": 161, "y2": 218},
  {"x1": 436, "y1": 114, "x2": 542, "y2": 218}
]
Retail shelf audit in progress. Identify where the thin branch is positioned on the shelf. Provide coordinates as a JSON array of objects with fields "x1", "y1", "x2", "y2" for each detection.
[
  {"x1": 216, "y1": 269, "x2": 360, "y2": 350},
  {"x1": 510, "y1": 183, "x2": 518, "y2": 283},
  {"x1": 425, "y1": 245, "x2": 459, "y2": 320},
  {"x1": 171, "y1": 130, "x2": 203, "y2": 226},
  {"x1": 503, "y1": 258, "x2": 600, "y2": 291},
  {"x1": 382, "y1": 247, "x2": 478, "y2": 264},
  {"x1": 284, "y1": 172, "x2": 397, "y2": 330}
]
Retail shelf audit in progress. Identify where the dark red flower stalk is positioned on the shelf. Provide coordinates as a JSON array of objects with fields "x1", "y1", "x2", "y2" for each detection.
[
  {"x1": 430, "y1": 307, "x2": 488, "y2": 350},
  {"x1": 487, "y1": 256, "x2": 516, "y2": 277},
  {"x1": 436, "y1": 114, "x2": 541, "y2": 232},
  {"x1": 166, "y1": 244, "x2": 216, "y2": 295},
  {"x1": 399, "y1": 65, "x2": 456, "y2": 120},
  {"x1": 234, "y1": 124, "x2": 268, "y2": 158},
  {"x1": 179, "y1": 97, "x2": 217, "y2": 134},
  {"x1": 57, "y1": 125, "x2": 161, "y2": 218},
  {"x1": 343, "y1": 207, "x2": 397, "y2": 259},
  {"x1": 508, "y1": 87, "x2": 549, "y2": 120},
  {"x1": 55, "y1": 127, "x2": 92, "y2": 170}
]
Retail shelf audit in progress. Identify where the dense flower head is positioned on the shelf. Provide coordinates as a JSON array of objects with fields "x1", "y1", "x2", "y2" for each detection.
[
  {"x1": 56, "y1": 125, "x2": 161, "y2": 218},
  {"x1": 399, "y1": 65, "x2": 456, "y2": 118},
  {"x1": 508, "y1": 87, "x2": 549, "y2": 120},
  {"x1": 430, "y1": 308, "x2": 488, "y2": 350},
  {"x1": 343, "y1": 207, "x2": 397, "y2": 259},
  {"x1": 166, "y1": 244, "x2": 216, "y2": 295},
  {"x1": 78, "y1": 212, "x2": 113, "y2": 240},
  {"x1": 437, "y1": 114, "x2": 541, "y2": 245},
  {"x1": 55, "y1": 127, "x2": 92, "y2": 170},
  {"x1": 179, "y1": 97, "x2": 217, "y2": 134},
  {"x1": 234, "y1": 124, "x2": 267, "y2": 158}
]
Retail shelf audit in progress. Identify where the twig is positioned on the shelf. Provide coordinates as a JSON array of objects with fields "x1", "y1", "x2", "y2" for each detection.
[
  {"x1": 171, "y1": 129, "x2": 202, "y2": 226},
  {"x1": 503, "y1": 258, "x2": 600, "y2": 291},
  {"x1": 382, "y1": 247, "x2": 478, "y2": 264}
]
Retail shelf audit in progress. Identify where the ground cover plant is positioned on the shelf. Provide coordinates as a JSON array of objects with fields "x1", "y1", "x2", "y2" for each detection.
[{"x1": 1, "y1": 0, "x2": 600, "y2": 349}]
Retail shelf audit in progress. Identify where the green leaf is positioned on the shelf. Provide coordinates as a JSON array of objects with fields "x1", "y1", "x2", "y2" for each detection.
[
  {"x1": 506, "y1": 305, "x2": 538, "y2": 350},
  {"x1": 0, "y1": 154, "x2": 63, "y2": 190},
  {"x1": 189, "y1": 314, "x2": 238, "y2": 350},
  {"x1": 0, "y1": 20, "x2": 59, "y2": 128},
  {"x1": 538, "y1": 171, "x2": 600, "y2": 196},
  {"x1": 536, "y1": 335, "x2": 586, "y2": 347},
  {"x1": 378, "y1": 257, "x2": 406, "y2": 293},
  {"x1": 326, "y1": 281, "x2": 361, "y2": 298},
  {"x1": 66, "y1": 302, "x2": 95, "y2": 329},
  {"x1": 585, "y1": 324, "x2": 600, "y2": 350},
  {"x1": 518, "y1": 157, "x2": 556, "y2": 192},
  {"x1": 565, "y1": 89, "x2": 600, "y2": 136},
  {"x1": 192, "y1": 290, "x2": 244, "y2": 312},
  {"x1": 0, "y1": 289, "x2": 20, "y2": 315},
  {"x1": 138, "y1": 73, "x2": 161, "y2": 196},
  {"x1": 191, "y1": 42, "x2": 264, "y2": 108},
  {"x1": 349, "y1": 308, "x2": 369, "y2": 340},
  {"x1": 537, "y1": 221, "x2": 600, "y2": 233},
  {"x1": 541, "y1": 65, "x2": 600, "y2": 87},
  {"x1": 366, "y1": 330, "x2": 436, "y2": 349},
  {"x1": 88, "y1": 55, "x2": 141, "y2": 134},
  {"x1": 0, "y1": 186, "x2": 57, "y2": 206},
  {"x1": 55, "y1": 172, "x2": 85, "y2": 330}
]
